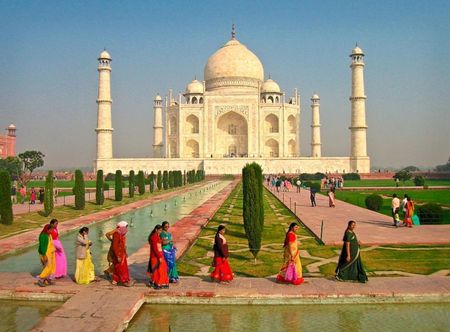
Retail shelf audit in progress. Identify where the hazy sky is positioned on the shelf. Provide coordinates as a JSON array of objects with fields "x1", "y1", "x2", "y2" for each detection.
[{"x1": 1, "y1": 0, "x2": 449, "y2": 170}]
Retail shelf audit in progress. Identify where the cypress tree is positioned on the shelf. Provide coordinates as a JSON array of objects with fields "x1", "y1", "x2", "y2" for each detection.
[
  {"x1": 115, "y1": 170, "x2": 123, "y2": 201},
  {"x1": 128, "y1": 170, "x2": 135, "y2": 198},
  {"x1": 137, "y1": 170, "x2": 145, "y2": 195},
  {"x1": 251, "y1": 162, "x2": 265, "y2": 230},
  {"x1": 96, "y1": 169, "x2": 104, "y2": 205},
  {"x1": 163, "y1": 171, "x2": 169, "y2": 190},
  {"x1": 168, "y1": 171, "x2": 174, "y2": 188},
  {"x1": 242, "y1": 164, "x2": 262, "y2": 259},
  {"x1": 0, "y1": 170, "x2": 13, "y2": 225},
  {"x1": 74, "y1": 169, "x2": 85, "y2": 210},
  {"x1": 149, "y1": 171, "x2": 155, "y2": 193},
  {"x1": 157, "y1": 171, "x2": 162, "y2": 190},
  {"x1": 43, "y1": 170, "x2": 54, "y2": 216},
  {"x1": 183, "y1": 170, "x2": 186, "y2": 186}
]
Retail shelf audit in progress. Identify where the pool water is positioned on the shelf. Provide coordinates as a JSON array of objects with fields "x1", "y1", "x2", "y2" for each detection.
[
  {"x1": 0, "y1": 300, "x2": 60, "y2": 331},
  {"x1": 127, "y1": 303, "x2": 450, "y2": 331},
  {"x1": 0, "y1": 181, "x2": 229, "y2": 275}
]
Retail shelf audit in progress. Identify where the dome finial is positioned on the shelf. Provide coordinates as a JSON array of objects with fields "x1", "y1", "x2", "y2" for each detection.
[
  {"x1": 231, "y1": 23, "x2": 236, "y2": 39},
  {"x1": 268, "y1": 73, "x2": 271, "y2": 79}
]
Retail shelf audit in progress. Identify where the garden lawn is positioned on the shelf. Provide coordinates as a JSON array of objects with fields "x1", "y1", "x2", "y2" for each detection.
[{"x1": 344, "y1": 179, "x2": 450, "y2": 187}]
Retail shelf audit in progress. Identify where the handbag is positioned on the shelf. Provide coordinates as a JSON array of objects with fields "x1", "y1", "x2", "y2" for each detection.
[{"x1": 285, "y1": 262, "x2": 297, "y2": 282}]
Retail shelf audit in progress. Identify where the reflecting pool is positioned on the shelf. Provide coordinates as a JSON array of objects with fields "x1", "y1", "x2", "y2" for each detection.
[
  {"x1": 0, "y1": 300, "x2": 60, "y2": 331},
  {"x1": 0, "y1": 181, "x2": 229, "y2": 275},
  {"x1": 127, "y1": 303, "x2": 450, "y2": 331}
]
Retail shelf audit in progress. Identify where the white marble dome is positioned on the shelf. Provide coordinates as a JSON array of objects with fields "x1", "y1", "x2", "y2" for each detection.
[
  {"x1": 351, "y1": 46, "x2": 364, "y2": 55},
  {"x1": 261, "y1": 78, "x2": 281, "y2": 93},
  {"x1": 185, "y1": 79, "x2": 203, "y2": 94},
  {"x1": 99, "y1": 50, "x2": 111, "y2": 59},
  {"x1": 204, "y1": 38, "x2": 264, "y2": 84}
]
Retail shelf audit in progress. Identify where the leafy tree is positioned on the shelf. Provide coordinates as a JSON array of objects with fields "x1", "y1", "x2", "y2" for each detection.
[
  {"x1": 393, "y1": 170, "x2": 411, "y2": 184},
  {"x1": 0, "y1": 170, "x2": 13, "y2": 225},
  {"x1": 149, "y1": 172, "x2": 155, "y2": 193},
  {"x1": 242, "y1": 163, "x2": 263, "y2": 259},
  {"x1": 403, "y1": 166, "x2": 420, "y2": 172},
  {"x1": 163, "y1": 171, "x2": 169, "y2": 190},
  {"x1": 413, "y1": 175, "x2": 425, "y2": 186},
  {"x1": 137, "y1": 170, "x2": 145, "y2": 195},
  {"x1": 0, "y1": 157, "x2": 22, "y2": 181},
  {"x1": 168, "y1": 171, "x2": 174, "y2": 188},
  {"x1": 183, "y1": 170, "x2": 186, "y2": 186},
  {"x1": 115, "y1": 170, "x2": 123, "y2": 201},
  {"x1": 157, "y1": 171, "x2": 162, "y2": 190},
  {"x1": 74, "y1": 169, "x2": 85, "y2": 210},
  {"x1": 96, "y1": 170, "x2": 104, "y2": 205},
  {"x1": 435, "y1": 157, "x2": 450, "y2": 172},
  {"x1": 43, "y1": 170, "x2": 54, "y2": 216},
  {"x1": 128, "y1": 170, "x2": 135, "y2": 198},
  {"x1": 18, "y1": 150, "x2": 45, "y2": 184}
]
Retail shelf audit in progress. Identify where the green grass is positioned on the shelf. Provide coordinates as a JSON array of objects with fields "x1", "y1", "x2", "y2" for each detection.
[
  {"x1": 344, "y1": 179, "x2": 450, "y2": 187},
  {"x1": 26, "y1": 180, "x2": 118, "y2": 188},
  {"x1": 178, "y1": 182, "x2": 450, "y2": 278}
]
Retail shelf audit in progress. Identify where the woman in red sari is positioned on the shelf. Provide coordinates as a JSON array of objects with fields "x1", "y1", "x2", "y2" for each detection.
[
  {"x1": 211, "y1": 225, "x2": 233, "y2": 283},
  {"x1": 148, "y1": 224, "x2": 169, "y2": 289},
  {"x1": 404, "y1": 197, "x2": 415, "y2": 228},
  {"x1": 111, "y1": 221, "x2": 133, "y2": 287}
]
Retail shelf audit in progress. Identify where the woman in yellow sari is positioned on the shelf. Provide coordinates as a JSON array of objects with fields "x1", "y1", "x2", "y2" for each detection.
[
  {"x1": 37, "y1": 224, "x2": 56, "y2": 287},
  {"x1": 75, "y1": 227, "x2": 96, "y2": 284},
  {"x1": 277, "y1": 223, "x2": 304, "y2": 285}
]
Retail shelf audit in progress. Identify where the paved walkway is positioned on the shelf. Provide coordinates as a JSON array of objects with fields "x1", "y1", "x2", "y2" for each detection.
[{"x1": 267, "y1": 185, "x2": 450, "y2": 245}]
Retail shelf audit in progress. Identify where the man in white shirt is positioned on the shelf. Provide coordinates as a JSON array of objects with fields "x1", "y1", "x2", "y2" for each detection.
[
  {"x1": 391, "y1": 194, "x2": 401, "y2": 227},
  {"x1": 296, "y1": 179, "x2": 301, "y2": 193}
]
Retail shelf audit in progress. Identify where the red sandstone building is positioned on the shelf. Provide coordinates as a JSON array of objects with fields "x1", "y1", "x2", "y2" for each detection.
[{"x1": 0, "y1": 124, "x2": 17, "y2": 158}]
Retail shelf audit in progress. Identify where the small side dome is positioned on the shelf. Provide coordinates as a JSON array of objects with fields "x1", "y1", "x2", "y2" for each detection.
[
  {"x1": 311, "y1": 93, "x2": 320, "y2": 100},
  {"x1": 185, "y1": 79, "x2": 203, "y2": 94},
  {"x1": 99, "y1": 50, "x2": 111, "y2": 60},
  {"x1": 7, "y1": 124, "x2": 16, "y2": 129},
  {"x1": 154, "y1": 94, "x2": 162, "y2": 101},
  {"x1": 261, "y1": 78, "x2": 281, "y2": 93},
  {"x1": 351, "y1": 46, "x2": 364, "y2": 56}
]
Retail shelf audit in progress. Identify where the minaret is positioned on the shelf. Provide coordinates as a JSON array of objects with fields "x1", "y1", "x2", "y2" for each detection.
[
  {"x1": 152, "y1": 94, "x2": 163, "y2": 157},
  {"x1": 349, "y1": 44, "x2": 368, "y2": 158},
  {"x1": 310, "y1": 94, "x2": 321, "y2": 157},
  {"x1": 95, "y1": 50, "x2": 113, "y2": 159}
]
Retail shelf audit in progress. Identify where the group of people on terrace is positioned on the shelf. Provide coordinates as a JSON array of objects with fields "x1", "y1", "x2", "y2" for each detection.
[{"x1": 391, "y1": 193, "x2": 416, "y2": 228}]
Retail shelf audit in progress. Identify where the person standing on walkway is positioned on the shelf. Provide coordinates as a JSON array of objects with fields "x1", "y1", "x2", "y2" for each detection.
[
  {"x1": 335, "y1": 220, "x2": 368, "y2": 283},
  {"x1": 39, "y1": 187, "x2": 44, "y2": 204},
  {"x1": 148, "y1": 224, "x2": 170, "y2": 289},
  {"x1": 404, "y1": 197, "x2": 415, "y2": 228},
  {"x1": 37, "y1": 223, "x2": 56, "y2": 287},
  {"x1": 111, "y1": 221, "x2": 133, "y2": 286},
  {"x1": 401, "y1": 194, "x2": 408, "y2": 219},
  {"x1": 296, "y1": 179, "x2": 301, "y2": 193},
  {"x1": 160, "y1": 221, "x2": 179, "y2": 283},
  {"x1": 391, "y1": 194, "x2": 401, "y2": 227},
  {"x1": 11, "y1": 185, "x2": 16, "y2": 204},
  {"x1": 211, "y1": 225, "x2": 233, "y2": 283},
  {"x1": 74, "y1": 227, "x2": 96, "y2": 284},
  {"x1": 30, "y1": 187, "x2": 36, "y2": 204},
  {"x1": 49, "y1": 219, "x2": 67, "y2": 278},
  {"x1": 19, "y1": 185, "x2": 26, "y2": 204},
  {"x1": 328, "y1": 185, "x2": 336, "y2": 207},
  {"x1": 104, "y1": 227, "x2": 116, "y2": 278},
  {"x1": 277, "y1": 223, "x2": 304, "y2": 285},
  {"x1": 310, "y1": 186, "x2": 317, "y2": 207}
]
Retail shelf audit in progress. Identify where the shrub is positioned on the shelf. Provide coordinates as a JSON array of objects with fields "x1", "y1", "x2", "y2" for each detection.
[
  {"x1": 103, "y1": 182, "x2": 109, "y2": 191},
  {"x1": 96, "y1": 170, "x2": 105, "y2": 205},
  {"x1": 128, "y1": 170, "x2": 135, "y2": 198},
  {"x1": 43, "y1": 170, "x2": 54, "y2": 216},
  {"x1": 300, "y1": 172, "x2": 326, "y2": 181},
  {"x1": 163, "y1": 171, "x2": 169, "y2": 190},
  {"x1": 74, "y1": 169, "x2": 85, "y2": 210},
  {"x1": 115, "y1": 170, "x2": 123, "y2": 201},
  {"x1": 413, "y1": 176, "x2": 425, "y2": 186},
  {"x1": 0, "y1": 170, "x2": 13, "y2": 225},
  {"x1": 304, "y1": 181, "x2": 321, "y2": 192},
  {"x1": 157, "y1": 171, "x2": 162, "y2": 190},
  {"x1": 149, "y1": 172, "x2": 155, "y2": 193},
  {"x1": 168, "y1": 171, "x2": 174, "y2": 188},
  {"x1": 137, "y1": 170, "x2": 145, "y2": 195},
  {"x1": 105, "y1": 173, "x2": 115, "y2": 181},
  {"x1": 418, "y1": 203, "x2": 443, "y2": 225},
  {"x1": 365, "y1": 194, "x2": 383, "y2": 211},
  {"x1": 343, "y1": 173, "x2": 360, "y2": 180}
]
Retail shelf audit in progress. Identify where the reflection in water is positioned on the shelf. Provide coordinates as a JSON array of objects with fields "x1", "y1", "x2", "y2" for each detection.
[
  {"x1": 0, "y1": 300, "x2": 60, "y2": 331},
  {"x1": 0, "y1": 181, "x2": 229, "y2": 275},
  {"x1": 127, "y1": 303, "x2": 450, "y2": 332}
]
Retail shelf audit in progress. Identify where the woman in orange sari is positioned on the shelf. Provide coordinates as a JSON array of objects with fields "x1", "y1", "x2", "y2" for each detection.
[
  {"x1": 277, "y1": 223, "x2": 304, "y2": 285},
  {"x1": 210, "y1": 225, "x2": 233, "y2": 283},
  {"x1": 404, "y1": 197, "x2": 415, "y2": 228},
  {"x1": 148, "y1": 224, "x2": 169, "y2": 289},
  {"x1": 111, "y1": 221, "x2": 133, "y2": 287}
]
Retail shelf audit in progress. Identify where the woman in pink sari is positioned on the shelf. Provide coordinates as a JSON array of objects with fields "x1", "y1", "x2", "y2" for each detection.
[
  {"x1": 277, "y1": 223, "x2": 304, "y2": 285},
  {"x1": 48, "y1": 219, "x2": 67, "y2": 278}
]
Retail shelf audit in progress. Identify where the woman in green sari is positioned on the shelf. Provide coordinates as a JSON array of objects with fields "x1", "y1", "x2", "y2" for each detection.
[{"x1": 335, "y1": 220, "x2": 368, "y2": 283}]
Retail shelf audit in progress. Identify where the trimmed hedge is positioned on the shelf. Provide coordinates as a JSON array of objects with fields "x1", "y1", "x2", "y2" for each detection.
[
  {"x1": 96, "y1": 170, "x2": 105, "y2": 205},
  {"x1": 74, "y1": 169, "x2": 85, "y2": 210},
  {"x1": 0, "y1": 170, "x2": 13, "y2": 225},
  {"x1": 418, "y1": 203, "x2": 443, "y2": 224},
  {"x1": 129, "y1": 170, "x2": 135, "y2": 198},
  {"x1": 149, "y1": 172, "x2": 155, "y2": 193},
  {"x1": 365, "y1": 194, "x2": 383, "y2": 211},
  {"x1": 163, "y1": 171, "x2": 169, "y2": 190},
  {"x1": 115, "y1": 170, "x2": 123, "y2": 201},
  {"x1": 343, "y1": 173, "x2": 360, "y2": 180},
  {"x1": 43, "y1": 170, "x2": 54, "y2": 216},
  {"x1": 300, "y1": 172, "x2": 326, "y2": 181},
  {"x1": 157, "y1": 171, "x2": 162, "y2": 190},
  {"x1": 413, "y1": 176, "x2": 425, "y2": 186},
  {"x1": 137, "y1": 170, "x2": 145, "y2": 195}
]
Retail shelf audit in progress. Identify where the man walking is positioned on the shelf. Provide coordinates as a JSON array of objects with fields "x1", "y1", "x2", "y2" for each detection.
[{"x1": 391, "y1": 194, "x2": 401, "y2": 227}]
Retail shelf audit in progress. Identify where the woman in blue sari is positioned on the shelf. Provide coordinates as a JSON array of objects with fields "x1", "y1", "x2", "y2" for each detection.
[{"x1": 160, "y1": 221, "x2": 179, "y2": 283}]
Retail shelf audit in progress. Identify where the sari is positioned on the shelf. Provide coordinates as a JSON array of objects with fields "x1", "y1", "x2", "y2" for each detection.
[
  {"x1": 111, "y1": 232, "x2": 130, "y2": 283},
  {"x1": 50, "y1": 228, "x2": 67, "y2": 278},
  {"x1": 328, "y1": 188, "x2": 336, "y2": 207},
  {"x1": 404, "y1": 200, "x2": 415, "y2": 227},
  {"x1": 277, "y1": 231, "x2": 304, "y2": 285},
  {"x1": 75, "y1": 249, "x2": 95, "y2": 284},
  {"x1": 335, "y1": 230, "x2": 368, "y2": 283},
  {"x1": 160, "y1": 231, "x2": 179, "y2": 282},
  {"x1": 37, "y1": 226, "x2": 56, "y2": 282},
  {"x1": 148, "y1": 232, "x2": 169, "y2": 288},
  {"x1": 210, "y1": 233, "x2": 233, "y2": 282}
]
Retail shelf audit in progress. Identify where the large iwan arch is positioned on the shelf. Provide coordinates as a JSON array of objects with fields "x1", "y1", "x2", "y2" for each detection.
[{"x1": 216, "y1": 111, "x2": 248, "y2": 157}]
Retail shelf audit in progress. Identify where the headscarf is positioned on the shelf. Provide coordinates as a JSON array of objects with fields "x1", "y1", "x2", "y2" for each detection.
[
  {"x1": 40, "y1": 224, "x2": 51, "y2": 234},
  {"x1": 117, "y1": 221, "x2": 128, "y2": 235}
]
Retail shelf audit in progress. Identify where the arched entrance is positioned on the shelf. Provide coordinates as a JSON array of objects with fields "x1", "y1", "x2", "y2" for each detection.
[{"x1": 216, "y1": 111, "x2": 248, "y2": 157}]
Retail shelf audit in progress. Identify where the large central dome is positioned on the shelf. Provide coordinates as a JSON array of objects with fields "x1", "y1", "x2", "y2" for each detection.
[{"x1": 204, "y1": 37, "x2": 264, "y2": 91}]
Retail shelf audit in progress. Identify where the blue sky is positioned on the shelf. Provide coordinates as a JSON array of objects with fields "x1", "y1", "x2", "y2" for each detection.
[{"x1": 1, "y1": 0, "x2": 449, "y2": 169}]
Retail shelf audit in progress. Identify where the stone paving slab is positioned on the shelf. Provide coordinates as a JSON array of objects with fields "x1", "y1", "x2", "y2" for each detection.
[{"x1": 266, "y1": 185, "x2": 450, "y2": 245}]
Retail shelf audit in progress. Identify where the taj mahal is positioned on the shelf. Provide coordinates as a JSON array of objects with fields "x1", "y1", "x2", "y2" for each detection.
[{"x1": 94, "y1": 27, "x2": 370, "y2": 175}]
